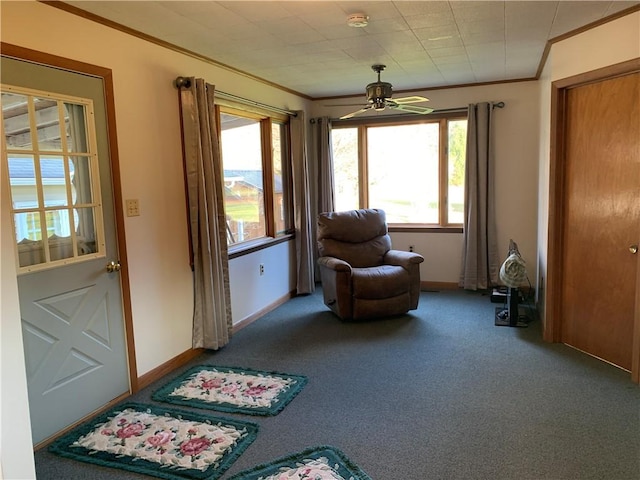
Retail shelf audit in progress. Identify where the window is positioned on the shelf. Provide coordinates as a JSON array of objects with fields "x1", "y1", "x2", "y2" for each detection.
[
  {"x1": 1, "y1": 86, "x2": 105, "y2": 272},
  {"x1": 331, "y1": 115, "x2": 467, "y2": 227},
  {"x1": 218, "y1": 107, "x2": 292, "y2": 246}
]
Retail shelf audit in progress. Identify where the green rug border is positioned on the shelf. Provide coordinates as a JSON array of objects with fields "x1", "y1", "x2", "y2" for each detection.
[
  {"x1": 227, "y1": 445, "x2": 373, "y2": 480},
  {"x1": 152, "y1": 365, "x2": 308, "y2": 416},
  {"x1": 48, "y1": 402, "x2": 259, "y2": 480}
]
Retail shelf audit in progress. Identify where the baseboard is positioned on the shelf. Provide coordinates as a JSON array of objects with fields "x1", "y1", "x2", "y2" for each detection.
[
  {"x1": 233, "y1": 290, "x2": 295, "y2": 333},
  {"x1": 136, "y1": 347, "x2": 205, "y2": 391},
  {"x1": 421, "y1": 281, "x2": 460, "y2": 291}
]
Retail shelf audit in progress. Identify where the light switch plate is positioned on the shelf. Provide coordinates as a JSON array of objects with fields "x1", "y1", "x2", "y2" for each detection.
[{"x1": 126, "y1": 199, "x2": 140, "y2": 217}]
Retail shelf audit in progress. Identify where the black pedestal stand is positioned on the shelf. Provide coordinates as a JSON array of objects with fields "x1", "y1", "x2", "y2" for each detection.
[{"x1": 495, "y1": 287, "x2": 528, "y2": 328}]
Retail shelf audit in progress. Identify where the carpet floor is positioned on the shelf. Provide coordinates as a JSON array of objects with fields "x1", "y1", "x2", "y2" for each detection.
[{"x1": 36, "y1": 288, "x2": 640, "y2": 480}]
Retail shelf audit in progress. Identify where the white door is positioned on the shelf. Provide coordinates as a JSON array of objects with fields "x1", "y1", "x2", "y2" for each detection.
[{"x1": 1, "y1": 56, "x2": 130, "y2": 444}]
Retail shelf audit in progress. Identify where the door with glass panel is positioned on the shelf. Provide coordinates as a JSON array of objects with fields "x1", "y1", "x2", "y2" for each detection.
[{"x1": 1, "y1": 57, "x2": 129, "y2": 444}]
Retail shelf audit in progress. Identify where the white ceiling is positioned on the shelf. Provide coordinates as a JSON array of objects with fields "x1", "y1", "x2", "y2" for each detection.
[{"x1": 63, "y1": 1, "x2": 638, "y2": 98}]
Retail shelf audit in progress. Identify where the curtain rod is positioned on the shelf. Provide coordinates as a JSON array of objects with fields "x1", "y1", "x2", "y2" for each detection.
[
  {"x1": 174, "y1": 76, "x2": 297, "y2": 117},
  {"x1": 430, "y1": 101, "x2": 505, "y2": 114}
]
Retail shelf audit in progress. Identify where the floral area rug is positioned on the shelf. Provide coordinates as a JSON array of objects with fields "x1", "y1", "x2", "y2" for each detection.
[
  {"x1": 48, "y1": 402, "x2": 258, "y2": 480},
  {"x1": 227, "y1": 445, "x2": 372, "y2": 480},
  {"x1": 152, "y1": 365, "x2": 307, "y2": 416}
]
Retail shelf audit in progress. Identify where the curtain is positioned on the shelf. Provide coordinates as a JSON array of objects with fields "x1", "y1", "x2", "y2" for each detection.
[
  {"x1": 290, "y1": 111, "x2": 315, "y2": 294},
  {"x1": 459, "y1": 102, "x2": 499, "y2": 290},
  {"x1": 308, "y1": 117, "x2": 335, "y2": 282},
  {"x1": 68, "y1": 104, "x2": 95, "y2": 253},
  {"x1": 310, "y1": 117, "x2": 335, "y2": 215},
  {"x1": 179, "y1": 78, "x2": 232, "y2": 349}
]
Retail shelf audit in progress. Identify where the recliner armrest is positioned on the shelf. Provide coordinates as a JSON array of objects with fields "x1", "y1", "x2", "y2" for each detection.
[
  {"x1": 317, "y1": 256, "x2": 352, "y2": 273},
  {"x1": 384, "y1": 250, "x2": 424, "y2": 269}
]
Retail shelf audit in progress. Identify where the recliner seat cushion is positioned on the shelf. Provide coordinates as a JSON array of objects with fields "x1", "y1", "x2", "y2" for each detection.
[{"x1": 351, "y1": 265, "x2": 408, "y2": 299}]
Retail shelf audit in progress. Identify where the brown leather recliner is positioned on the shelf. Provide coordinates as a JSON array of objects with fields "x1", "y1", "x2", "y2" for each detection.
[{"x1": 317, "y1": 208, "x2": 425, "y2": 320}]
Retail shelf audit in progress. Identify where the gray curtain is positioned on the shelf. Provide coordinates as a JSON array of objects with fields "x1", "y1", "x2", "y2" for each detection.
[
  {"x1": 309, "y1": 117, "x2": 335, "y2": 282},
  {"x1": 179, "y1": 78, "x2": 232, "y2": 349},
  {"x1": 310, "y1": 117, "x2": 335, "y2": 215},
  {"x1": 459, "y1": 102, "x2": 499, "y2": 290},
  {"x1": 290, "y1": 111, "x2": 315, "y2": 294}
]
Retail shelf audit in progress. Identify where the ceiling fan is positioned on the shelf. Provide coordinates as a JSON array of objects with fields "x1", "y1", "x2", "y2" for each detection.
[{"x1": 334, "y1": 65, "x2": 434, "y2": 120}]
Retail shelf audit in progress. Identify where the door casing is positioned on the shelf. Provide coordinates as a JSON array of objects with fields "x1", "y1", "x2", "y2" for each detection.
[
  {"x1": 1, "y1": 42, "x2": 139, "y2": 438},
  {"x1": 546, "y1": 57, "x2": 640, "y2": 383}
]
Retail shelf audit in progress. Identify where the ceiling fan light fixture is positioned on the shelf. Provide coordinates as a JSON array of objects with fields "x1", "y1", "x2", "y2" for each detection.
[{"x1": 347, "y1": 13, "x2": 369, "y2": 28}]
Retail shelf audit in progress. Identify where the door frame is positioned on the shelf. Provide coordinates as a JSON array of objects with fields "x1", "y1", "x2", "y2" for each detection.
[
  {"x1": 545, "y1": 57, "x2": 640, "y2": 383},
  {"x1": 1, "y1": 42, "x2": 139, "y2": 393}
]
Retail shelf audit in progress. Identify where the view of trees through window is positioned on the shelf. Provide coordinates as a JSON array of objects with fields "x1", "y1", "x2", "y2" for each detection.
[{"x1": 331, "y1": 116, "x2": 467, "y2": 226}]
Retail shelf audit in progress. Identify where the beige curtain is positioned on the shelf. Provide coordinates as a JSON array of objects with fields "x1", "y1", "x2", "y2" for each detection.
[
  {"x1": 179, "y1": 78, "x2": 232, "y2": 349},
  {"x1": 290, "y1": 111, "x2": 315, "y2": 294},
  {"x1": 459, "y1": 102, "x2": 499, "y2": 290}
]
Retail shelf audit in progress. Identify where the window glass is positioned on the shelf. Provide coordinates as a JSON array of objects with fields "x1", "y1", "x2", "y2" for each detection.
[
  {"x1": 368, "y1": 123, "x2": 439, "y2": 223},
  {"x1": 331, "y1": 116, "x2": 467, "y2": 226},
  {"x1": 35, "y1": 97, "x2": 63, "y2": 152},
  {"x1": 272, "y1": 122, "x2": 291, "y2": 235},
  {"x1": 448, "y1": 119, "x2": 467, "y2": 225},
  {"x1": 331, "y1": 127, "x2": 359, "y2": 212},
  {"x1": 2, "y1": 92, "x2": 33, "y2": 150},
  {"x1": 41, "y1": 156, "x2": 71, "y2": 208},
  {"x1": 220, "y1": 112, "x2": 266, "y2": 244}
]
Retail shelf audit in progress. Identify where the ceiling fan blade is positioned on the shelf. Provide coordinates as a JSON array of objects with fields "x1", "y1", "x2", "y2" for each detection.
[
  {"x1": 340, "y1": 106, "x2": 372, "y2": 119},
  {"x1": 392, "y1": 95, "x2": 430, "y2": 104},
  {"x1": 390, "y1": 103, "x2": 434, "y2": 115}
]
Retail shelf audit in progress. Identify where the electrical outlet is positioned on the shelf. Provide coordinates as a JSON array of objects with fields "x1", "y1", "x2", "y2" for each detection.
[
  {"x1": 259, "y1": 264, "x2": 265, "y2": 276},
  {"x1": 409, "y1": 245, "x2": 415, "y2": 252},
  {"x1": 126, "y1": 199, "x2": 140, "y2": 217}
]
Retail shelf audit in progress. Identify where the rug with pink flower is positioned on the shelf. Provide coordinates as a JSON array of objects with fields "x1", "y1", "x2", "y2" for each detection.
[
  {"x1": 152, "y1": 365, "x2": 307, "y2": 416},
  {"x1": 48, "y1": 402, "x2": 258, "y2": 480},
  {"x1": 227, "y1": 445, "x2": 372, "y2": 480}
]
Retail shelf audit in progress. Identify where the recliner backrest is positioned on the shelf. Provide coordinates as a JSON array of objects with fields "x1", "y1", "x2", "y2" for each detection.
[{"x1": 317, "y1": 209, "x2": 391, "y2": 268}]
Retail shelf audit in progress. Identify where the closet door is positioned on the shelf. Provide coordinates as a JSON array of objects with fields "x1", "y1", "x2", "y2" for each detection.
[{"x1": 560, "y1": 72, "x2": 639, "y2": 371}]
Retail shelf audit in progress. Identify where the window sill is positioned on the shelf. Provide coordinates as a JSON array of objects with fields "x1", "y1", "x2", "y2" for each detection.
[
  {"x1": 389, "y1": 225, "x2": 463, "y2": 234},
  {"x1": 228, "y1": 234, "x2": 294, "y2": 259}
]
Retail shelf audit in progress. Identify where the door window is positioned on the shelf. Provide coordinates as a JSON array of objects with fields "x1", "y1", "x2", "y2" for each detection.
[{"x1": 1, "y1": 86, "x2": 105, "y2": 272}]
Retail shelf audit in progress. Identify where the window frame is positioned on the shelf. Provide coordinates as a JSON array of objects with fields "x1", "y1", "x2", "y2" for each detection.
[
  {"x1": 331, "y1": 112, "x2": 467, "y2": 231},
  {"x1": 215, "y1": 104, "x2": 294, "y2": 255}
]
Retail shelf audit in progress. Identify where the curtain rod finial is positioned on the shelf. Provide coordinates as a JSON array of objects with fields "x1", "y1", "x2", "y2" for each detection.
[{"x1": 175, "y1": 76, "x2": 191, "y2": 89}]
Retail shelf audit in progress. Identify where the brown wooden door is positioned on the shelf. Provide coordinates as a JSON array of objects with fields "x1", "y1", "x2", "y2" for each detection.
[{"x1": 560, "y1": 72, "x2": 639, "y2": 371}]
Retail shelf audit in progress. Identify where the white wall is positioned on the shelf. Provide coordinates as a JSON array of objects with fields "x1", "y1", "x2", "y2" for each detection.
[
  {"x1": 1, "y1": 0, "x2": 309, "y2": 376},
  {"x1": 312, "y1": 80, "x2": 541, "y2": 285},
  {"x1": 537, "y1": 11, "x2": 640, "y2": 324},
  {"x1": 230, "y1": 241, "x2": 297, "y2": 324},
  {"x1": 1, "y1": 2, "x2": 308, "y2": 476}
]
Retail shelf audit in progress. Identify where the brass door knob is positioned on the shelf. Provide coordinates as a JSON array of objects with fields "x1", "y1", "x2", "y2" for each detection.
[
  {"x1": 106, "y1": 260, "x2": 121, "y2": 272},
  {"x1": 630, "y1": 245, "x2": 638, "y2": 255}
]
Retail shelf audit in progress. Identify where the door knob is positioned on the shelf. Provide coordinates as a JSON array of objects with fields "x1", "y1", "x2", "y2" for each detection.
[
  {"x1": 106, "y1": 260, "x2": 121, "y2": 272},
  {"x1": 630, "y1": 245, "x2": 638, "y2": 254}
]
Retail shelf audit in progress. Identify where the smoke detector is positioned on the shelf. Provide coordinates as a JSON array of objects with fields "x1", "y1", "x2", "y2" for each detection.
[{"x1": 347, "y1": 13, "x2": 369, "y2": 28}]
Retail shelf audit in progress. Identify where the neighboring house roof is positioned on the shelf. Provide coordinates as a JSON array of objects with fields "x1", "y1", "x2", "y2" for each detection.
[
  {"x1": 8, "y1": 157, "x2": 71, "y2": 181},
  {"x1": 8, "y1": 160, "x2": 283, "y2": 195},
  {"x1": 224, "y1": 169, "x2": 283, "y2": 193}
]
